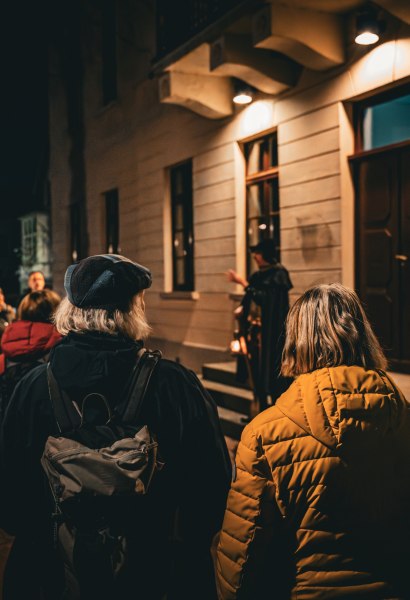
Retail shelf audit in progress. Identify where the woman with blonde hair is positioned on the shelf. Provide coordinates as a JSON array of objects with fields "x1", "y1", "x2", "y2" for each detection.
[{"x1": 217, "y1": 283, "x2": 410, "y2": 599}]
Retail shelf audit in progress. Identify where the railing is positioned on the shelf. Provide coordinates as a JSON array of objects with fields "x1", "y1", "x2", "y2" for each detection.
[{"x1": 156, "y1": 0, "x2": 249, "y2": 60}]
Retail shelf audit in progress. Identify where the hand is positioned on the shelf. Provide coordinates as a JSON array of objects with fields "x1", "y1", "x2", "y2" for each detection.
[
  {"x1": 226, "y1": 269, "x2": 239, "y2": 283},
  {"x1": 234, "y1": 305, "x2": 244, "y2": 318},
  {"x1": 226, "y1": 270, "x2": 248, "y2": 287}
]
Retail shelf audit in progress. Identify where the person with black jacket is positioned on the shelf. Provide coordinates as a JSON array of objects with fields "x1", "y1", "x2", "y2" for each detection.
[
  {"x1": 0, "y1": 289, "x2": 61, "y2": 422},
  {"x1": 227, "y1": 238, "x2": 293, "y2": 412},
  {"x1": 0, "y1": 254, "x2": 231, "y2": 600}
]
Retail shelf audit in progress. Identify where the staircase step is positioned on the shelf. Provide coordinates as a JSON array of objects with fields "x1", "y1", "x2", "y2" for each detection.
[
  {"x1": 199, "y1": 375, "x2": 254, "y2": 416},
  {"x1": 202, "y1": 361, "x2": 250, "y2": 389},
  {"x1": 217, "y1": 406, "x2": 247, "y2": 440}
]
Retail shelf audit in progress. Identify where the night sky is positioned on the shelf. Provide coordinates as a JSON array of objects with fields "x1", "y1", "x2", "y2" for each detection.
[{"x1": 0, "y1": 3, "x2": 48, "y2": 220}]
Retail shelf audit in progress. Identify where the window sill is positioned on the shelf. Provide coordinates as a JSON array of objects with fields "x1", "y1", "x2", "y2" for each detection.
[
  {"x1": 229, "y1": 292, "x2": 244, "y2": 302},
  {"x1": 160, "y1": 291, "x2": 200, "y2": 301}
]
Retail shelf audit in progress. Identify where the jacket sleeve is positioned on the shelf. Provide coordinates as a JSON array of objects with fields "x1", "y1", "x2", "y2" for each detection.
[{"x1": 216, "y1": 424, "x2": 282, "y2": 599}]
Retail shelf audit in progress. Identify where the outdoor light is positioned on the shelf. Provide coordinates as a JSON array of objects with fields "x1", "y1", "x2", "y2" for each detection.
[
  {"x1": 355, "y1": 11, "x2": 384, "y2": 45},
  {"x1": 230, "y1": 330, "x2": 247, "y2": 355},
  {"x1": 233, "y1": 80, "x2": 254, "y2": 105}
]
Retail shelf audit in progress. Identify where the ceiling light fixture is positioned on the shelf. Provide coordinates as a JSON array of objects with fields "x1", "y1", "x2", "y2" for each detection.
[
  {"x1": 233, "y1": 80, "x2": 254, "y2": 105},
  {"x1": 355, "y1": 10, "x2": 384, "y2": 45},
  {"x1": 233, "y1": 89, "x2": 253, "y2": 105}
]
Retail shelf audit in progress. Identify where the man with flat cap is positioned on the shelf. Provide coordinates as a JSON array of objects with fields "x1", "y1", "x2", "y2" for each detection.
[
  {"x1": 227, "y1": 238, "x2": 293, "y2": 412},
  {"x1": 0, "y1": 254, "x2": 231, "y2": 600}
]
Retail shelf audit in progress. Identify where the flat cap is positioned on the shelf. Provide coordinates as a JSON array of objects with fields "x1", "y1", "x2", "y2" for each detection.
[
  {"x1": 249, "y1": 238, "x2": 277, "y2": 260},
  {"x1": 64, "y1": 254, "x2": 152, "y2": 310}
]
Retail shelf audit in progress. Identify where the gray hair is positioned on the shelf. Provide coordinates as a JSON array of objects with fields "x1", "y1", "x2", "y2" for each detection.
[{"x1": 54, "y1": 293, "x2": 151, "y2": 340}]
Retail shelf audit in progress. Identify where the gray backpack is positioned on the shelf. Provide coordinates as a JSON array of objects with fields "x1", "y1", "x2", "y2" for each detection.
[{"x1": 41, "y1": 348, "x2": 162, "y2": 599}]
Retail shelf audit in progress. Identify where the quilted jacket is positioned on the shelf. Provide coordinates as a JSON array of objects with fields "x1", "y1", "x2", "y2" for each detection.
[{"x1": 217, "y1": 366, "x2": 410, "y2": 599}]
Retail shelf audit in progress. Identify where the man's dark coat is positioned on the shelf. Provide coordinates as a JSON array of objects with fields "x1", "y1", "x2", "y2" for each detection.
[
  {"x1": 0, "y1": 331, "x2": 231, "y2": 599},
  {"x1": 240, "y1": 263, "x2": 293, "y2": 404}
]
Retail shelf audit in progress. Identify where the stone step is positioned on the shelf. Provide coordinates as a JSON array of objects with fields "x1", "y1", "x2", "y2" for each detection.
[
  {"x1": 202, "y1": 361, "x2": 250, "y2": 390},
  {"x1": 217, "y1": 406, "x2": 247, "y2": 440},
  {"x1": 199, "y1": 374, "x2": 254, "y2": 416}
]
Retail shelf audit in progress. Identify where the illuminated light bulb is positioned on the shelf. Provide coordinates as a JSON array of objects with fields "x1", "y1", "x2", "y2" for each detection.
[
  {"x1": 233, "y1": 92, "x2": 253, "y2": 105},
  {"x1": 355, "y1": 11, "x2": 384, "y2": 46},
  {"x1": 230, "y1": 339, "x2": 242, "y2": 354},
  {"x1": 355, "y1": 31, "x2": 379, "y2": 45}
]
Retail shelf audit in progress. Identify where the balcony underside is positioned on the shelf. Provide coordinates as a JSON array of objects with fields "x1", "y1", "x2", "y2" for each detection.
[{"x1": 155, "y1": 0, "x2": 410, "y2": 119}]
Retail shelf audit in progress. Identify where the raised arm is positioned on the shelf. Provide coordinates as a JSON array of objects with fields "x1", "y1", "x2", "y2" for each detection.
[{"x1": 226, "y1": 270, "x2": 249, "y2": 289}]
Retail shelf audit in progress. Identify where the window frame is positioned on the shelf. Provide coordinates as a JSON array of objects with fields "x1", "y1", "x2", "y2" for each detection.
[
  {"x1": 354, "y1": 83, "x2": 410, "y2": 154},
  {"x1": 244, "y1": 132, "x2": 280, "y2": 276}
]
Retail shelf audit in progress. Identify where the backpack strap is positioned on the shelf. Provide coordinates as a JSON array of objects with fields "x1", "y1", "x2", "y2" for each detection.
[
  {"x1": 47, "y1": 348, "x2": 161, "y2": 433},
  {"x1": 119, "y1": 349, "x2": 162, "y2": 424},
  {"x1": 47, "y1": 364, "x2": 82, "y2": 433}
]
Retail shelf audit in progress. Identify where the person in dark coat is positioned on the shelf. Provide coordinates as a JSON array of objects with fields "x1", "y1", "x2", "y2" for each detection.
[
  {"x1": 0, "y1": 254, "x2": 231, "y2": 600},
  {"x1": 227, "y1": 239, "x2": 293, "y2": 412},
  {"x1": 17, "y1": 270, "x2": 48, "y2": 306},
  {"x1": 0, "y1": 289, "x2": 15, "y2": 342},
  {"x1": 0, "y1": 289, "x2": 61, "y2": 598},
  {"x1": 0, "y1": 289, "x2": 62, "y2": 421}
]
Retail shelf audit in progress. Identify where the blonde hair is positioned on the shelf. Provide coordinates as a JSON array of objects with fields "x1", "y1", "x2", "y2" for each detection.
[
  {"x1": 281, "y1": 283, "x2": 387, "y2": 377},
  {"x1": 53, "y1": 293, "x2": 151, "y2": 340},
  {"x1": 18, "y1": 290, "x2": 61, "y2": 323}
]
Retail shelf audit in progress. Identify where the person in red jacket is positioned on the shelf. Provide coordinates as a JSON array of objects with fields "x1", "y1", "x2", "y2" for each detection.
[{"x1": 0, "y1": 289, "x2": 61, "y2": 419}]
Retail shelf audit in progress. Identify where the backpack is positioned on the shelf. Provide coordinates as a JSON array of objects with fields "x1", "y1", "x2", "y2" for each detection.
[{"x1": 41, "y1": 348, "x2": 162, "y2": 599}]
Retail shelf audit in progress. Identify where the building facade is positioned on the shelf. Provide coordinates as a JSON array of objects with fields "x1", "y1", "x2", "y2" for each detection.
[{"x1": 48, "y1": 0, "x2": 410, "y2": 373}]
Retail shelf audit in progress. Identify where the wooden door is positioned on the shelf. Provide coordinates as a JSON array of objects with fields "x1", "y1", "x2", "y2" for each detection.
[{"x1": 355, "y1": 145, "x2": 410, "y2": 372}]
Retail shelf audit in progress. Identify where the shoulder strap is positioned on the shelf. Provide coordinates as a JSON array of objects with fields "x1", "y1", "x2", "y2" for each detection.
[
  {"x1": 47, "y1": 364, "x2": 82, "y2": 433},
  {"x1": 47, "y1": 348, "x2": 161, "y2": 433},
  {"x1": 119, "y1": 349, "x2": 162, "y2": 424}
]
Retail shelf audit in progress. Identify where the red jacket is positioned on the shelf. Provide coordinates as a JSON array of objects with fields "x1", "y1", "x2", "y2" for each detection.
[{"x1": 0, "y1": 321, "x2": 62, "y2": 374}]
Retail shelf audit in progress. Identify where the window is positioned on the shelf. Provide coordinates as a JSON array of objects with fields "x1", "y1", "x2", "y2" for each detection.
[
  {"x1": 245, "y1": 132, "x2": 280, "y2": 275},
  {"x1": 356, "y1": 87, "x2": 410, "y2": 151},
  {"x1": 170, "y1": 161, "x2": 194, "y2": 291},
  {"x1": 105, "y1": 189, "x2": 120, "y2": 254},
  {"x1": 21, "y1": 215, "x2": 37, "y2": 267},
  {"x1": 102, "y1": 0, "x2": 117, "y2": 105},
  {"x1": 20, "y1": 212, "x2": 51, "y2": 270},
  {"x1": 70, "y1": 203, "x2": 85, "y2": 262}
]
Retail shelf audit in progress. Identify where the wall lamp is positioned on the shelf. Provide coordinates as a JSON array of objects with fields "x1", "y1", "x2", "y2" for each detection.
[{"x1": 355, "y1": 10, "x2": 385, "y2": 45}]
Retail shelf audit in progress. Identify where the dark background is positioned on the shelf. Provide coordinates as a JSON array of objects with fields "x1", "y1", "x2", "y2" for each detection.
[{"x1": 0, "y1": 2, "x2": 49, "y2": 296}]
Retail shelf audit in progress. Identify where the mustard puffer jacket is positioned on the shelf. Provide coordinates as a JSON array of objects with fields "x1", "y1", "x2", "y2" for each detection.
[{"x1": 217, "y1": 366, "x2": 410, "y2": 599}]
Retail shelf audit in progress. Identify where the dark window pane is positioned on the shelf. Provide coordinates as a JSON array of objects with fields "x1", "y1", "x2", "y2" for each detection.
[
  {"x1": 70, "y1": 203, "x2": 86, "y2": 261},
  {"x1": 105, "y1": 189, "x2": 119, "y2": 253},
  {"x1": 269, "y1": 179, "x2": 280, "y2": 214},
  {"x1": 170, "y1": 161, "x2": 194, "y2": 291},
  {"x1": 362, "y1": 93, "x2": 410, "y2": 151},
  {"x1": 245, "y1": 133, "x2": 280, "y2": 276}
]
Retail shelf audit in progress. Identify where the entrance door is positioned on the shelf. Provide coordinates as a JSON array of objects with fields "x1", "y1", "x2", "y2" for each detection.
[{"x1": 354, "y1": 145, "x2": 410, "y2": 372}]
